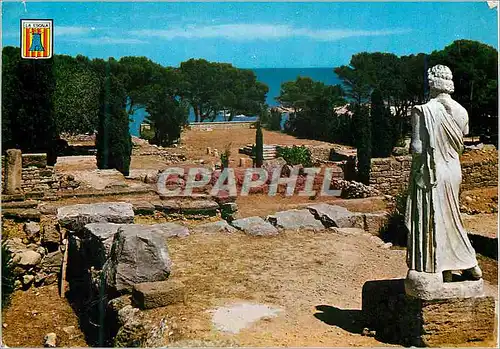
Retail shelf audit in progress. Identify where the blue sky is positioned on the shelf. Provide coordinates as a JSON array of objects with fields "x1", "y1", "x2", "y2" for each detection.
[{"x1": 2, "y1": 1, "x2": 498, "y2": 68}]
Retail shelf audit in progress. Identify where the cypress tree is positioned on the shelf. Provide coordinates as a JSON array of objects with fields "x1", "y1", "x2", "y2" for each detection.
[
  {"x1": 96, "y1": 65, "x2": 131, "y2": 176},
  {"x1": 2, "y1": 47, "x2": 58, "y2": 163},
  {"x1": 255, "y1": 120, "x2": 264, "y2": 168},
  {"x1": 370, "y1": 89, "x2": 394, "y2": 157},
  {"x1": 353, "y1": 103, "x2": 372, "y2": 184}
]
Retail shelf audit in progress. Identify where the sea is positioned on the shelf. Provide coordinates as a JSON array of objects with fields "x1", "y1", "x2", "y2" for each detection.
[{"x1": 129, "y1": 68, "x2": 342, "y2": 136}]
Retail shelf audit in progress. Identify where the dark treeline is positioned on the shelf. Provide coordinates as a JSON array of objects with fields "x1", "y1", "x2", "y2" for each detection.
[
  {"x1": 2, "y1": 39, "x2": 497, "y2": 176},
  {"x1": 2, "y1": 48, "x2": 269, "y2": 174},
  {"x1": 280, "y1": 40, "x2": 498, "y2": 160}
]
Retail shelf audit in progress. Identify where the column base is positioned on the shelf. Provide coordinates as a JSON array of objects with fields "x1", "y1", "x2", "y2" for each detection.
[
  {"x1": 362, "y1": 278, "x2": 496, "y2": 347},
  {"x1": 404, "y1": 269, "x2": 484, "y2": 300}
]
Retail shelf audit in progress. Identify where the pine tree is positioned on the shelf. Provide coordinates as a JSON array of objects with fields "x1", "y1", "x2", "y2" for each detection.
[
  {"x1": 353, "y1": 103, "x2": 372, "y2": 184},
  {"x1": 96, "y1": 67, "x2": 131, "y2": 176},
  {"x1": 370, "y1": 89, "x2": 394, "y2": 157},
  {"x1": 255, "y1": 120, "x2": 264, "y2": 168}
]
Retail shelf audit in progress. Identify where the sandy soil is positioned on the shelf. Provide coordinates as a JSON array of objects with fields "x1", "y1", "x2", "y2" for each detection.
[
  {"x1": 463, "y1": 213, "x2": 498, "y2": 238},
  {"x1": 1, "y1": 285, "x2": 88, "y2": 348},
  {"x1": 180, "y1": 127, "x2": 349, "y2": 166},
  {"x1": 460, "y1": 187, "x2": 498, "y2": 214},
  {"x1": 2, "y1": 130, "x2": 497, "y2": 347},
  {"x1": 143, "y1": 230, "x2": 498, "y2": 347},
  {"x1": 235, "y1": 194, "x2": 388, "y2": 219}
]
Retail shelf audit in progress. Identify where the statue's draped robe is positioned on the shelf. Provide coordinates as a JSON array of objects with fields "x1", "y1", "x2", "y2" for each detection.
[{"x1": 405, "y1": 99, "x2": 477, "y2": 273}]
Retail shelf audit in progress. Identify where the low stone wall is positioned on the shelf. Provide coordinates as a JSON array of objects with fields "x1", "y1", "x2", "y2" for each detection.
[
  {"x1": 369, "y1": 151, "x2": 498, "y2": 195},
  {"x1": 2, "y1": 150, "x2": 80, "y2": 200},
  {"x1": 369, "y1": 156, "x2": 411, "y2": 195},
  {"x1": 305, "y1": 145, "x2": 333, "y2": 162},
  {"x1": 188, "y1": 121, "x2": 254, "y2": 130},
  {"x1": 21, "y1": 166, "x2": 59, "y2": 197},
  {"x1": 461, "y1": 159, "x2": 498, "y2": 190}
]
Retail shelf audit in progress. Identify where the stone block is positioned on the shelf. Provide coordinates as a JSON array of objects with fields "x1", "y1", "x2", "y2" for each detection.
[
  {"x1": 103, "y1": 226, "x2": 172, "y2": 292},
  {"x1": 41, "y1": 221, "x2": 62, "y2": 250},
  {"x1": 22, "y1": 153, "x2": 47, "y2": 168},
  {"x1": 2, "y1": 208, "x2": 41, "y2": 221},
  {"x1": 57, "y1": 202, "x2": 134, "y2": 231},
  {"x1": 25, "y1": 192, "x2": 46, "y2": 200},
  {"x1": 159, "y1": 200, "x2": 181, "y2": 212},
  {"x1": 191, "y1": 220, "x2": 238, "y2": 234},
  {"x1": 179, "y1": 200, "x2": 219, "y2": 216},
  {"x1": 132, "y1": 280, "x2": 186, "y2": 309},
  {"x1": 231, "y1": 216, "x2": 279, "y2": 236},
  {"x1": 362, "y1": 279, "x2": 496, "y2": 347},
  {"x1": 132, "y1": 201, "x2": 156, "y2": 215},
  {"x1": 4, "y1": 149, "x2": 23, "y2": 195},
  {"x1": 364, "y1": 212, "x2": 388, "y2": 235},
  {"x1": 40, "y1": 250, "x2": 63, "y2": 274},
  {"x1": 266, "y1": 209, "x2": 325, "y2": 231},
  {"x1": 2, "y1": 193, "x2": 26, "y2": 202},
  {"x1": 239, "y1": 157, "x2": 253, "y2": 167},
  {"x1": 308, "y1": 203, "x2": 364, "y2": 229}
]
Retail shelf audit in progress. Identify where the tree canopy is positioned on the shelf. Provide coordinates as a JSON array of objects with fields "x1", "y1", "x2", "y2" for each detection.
[
  {"x1": 334, "y1": 40, "x2": 498, "y2": 138},
  {"x1": 429, "y1": 40, "x2": 498, "y2": 135},
  {"x1": 2, "y1": 46, "x2": 58, "y2": 163},
  {"x1": 180, "y1": 59, "x2": 268, "y2": 122}
]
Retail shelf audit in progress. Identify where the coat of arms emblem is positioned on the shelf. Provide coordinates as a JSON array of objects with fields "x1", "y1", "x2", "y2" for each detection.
[{"x1": 20, "y1": 19, "x2": 53, "y2": 59}]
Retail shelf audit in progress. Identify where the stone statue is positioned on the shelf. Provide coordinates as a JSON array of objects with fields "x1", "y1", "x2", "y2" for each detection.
[{"x1": 404, "y1": 65, "x2": 483, "y2": 298}]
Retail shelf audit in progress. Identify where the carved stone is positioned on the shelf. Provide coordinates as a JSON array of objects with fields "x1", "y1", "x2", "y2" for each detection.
[
  {"x1": 404, "y1": 270, "x2": 484, "y2": 300},
  {"x1": 405, "y1": 65, "x2": 481, "y2": 283},
  {"x1": 4, "y1": 149, "x2": 23, "y2": 195}
]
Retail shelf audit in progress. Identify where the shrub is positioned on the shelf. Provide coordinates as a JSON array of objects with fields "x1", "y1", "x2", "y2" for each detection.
[
  {"x1": 2, "y1": 243, "x2": 15, "y2": 307},
  {"x1": 276, "y1": 145, "x2": 312, "y2": 167},
  {"x1": 139, "y1": 126, "x2": 155, "y2": 142},
  {"x1": 220, "y1": 143, "x2": 231, "y2": 169},
  {"x1": 379, "y1": 187, "x2": 409, "y2": 246},
  {"x1": 268, "y1": 108, "x2": 282, "y2": 131}
]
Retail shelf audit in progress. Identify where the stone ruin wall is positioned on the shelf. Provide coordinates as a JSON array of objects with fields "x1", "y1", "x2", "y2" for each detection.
[
  {"x1": 2, "y1": 151, "x2": 80, "y2": 200},
  {"x1": 369, "y1": 156, "x2": 412, "y2": 195},
  {"x1": 461, "y1": 158, "x2": 498, "y2": 190},
  {"x1": 369, "y1": 153, "x2": 498, "y2": 195},
  {"x1": 188, "y1": 121, "x2": 255, "y2": 130}
]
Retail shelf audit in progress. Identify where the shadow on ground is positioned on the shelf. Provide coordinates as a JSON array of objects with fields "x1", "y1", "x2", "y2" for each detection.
[{"x1": 313, "y1": 305, "x2": 365, "y2": 334}]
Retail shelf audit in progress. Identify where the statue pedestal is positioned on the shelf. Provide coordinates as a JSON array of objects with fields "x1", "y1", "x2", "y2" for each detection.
[
  {"x1": 362, "y1": 278, "x2": 496, "y2": 347},
  {"x1": 404, "y1": 269, "x2": 485, "y2": 300}
]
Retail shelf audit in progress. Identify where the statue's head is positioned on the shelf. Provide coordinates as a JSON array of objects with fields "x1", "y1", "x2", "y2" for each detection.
[{"x1": 428, "y1": 65, "x2": 454, "y2": 95}]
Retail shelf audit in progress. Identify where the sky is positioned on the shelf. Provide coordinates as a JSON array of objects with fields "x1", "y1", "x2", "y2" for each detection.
[{"x1": 2, "y1": 1, "x2": 498, "y2": 68}]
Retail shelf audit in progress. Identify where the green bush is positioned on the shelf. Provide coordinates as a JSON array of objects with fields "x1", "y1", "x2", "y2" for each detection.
[
  {"x1": 139, "y1": 126, "x2": 155, "y2": 142},
  {"x1": 268, "y1": 108, "x2": 282, "y2": 131},
  {"x1": 2, "y1": 243, "x2": 15, "y2": 307},
  {"x1": 276, "y1": 145, "x2": 312, "y2": 167},
  {"x1": 379, "y1": 187, "x2": 409, "y2": 246},
  {"x1": 220, "y1": 143, "x2": 231, "y2": 169}
]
